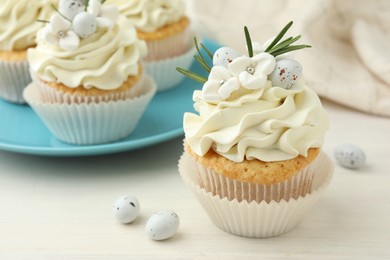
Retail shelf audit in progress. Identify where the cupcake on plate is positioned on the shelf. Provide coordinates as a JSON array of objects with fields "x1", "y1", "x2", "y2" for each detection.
[
  {"x1": 0, "y1": 0, "x2": 57, "y2": 104},
  {"x1": 107, "y1": 0, "x2": 195, "y2": 92},
  {"x1": 178, "y1": 22, "x2": 334, "y2": 238},
  {"x1": 24, "y1": 0, "x2": 156, "y2": 145}
]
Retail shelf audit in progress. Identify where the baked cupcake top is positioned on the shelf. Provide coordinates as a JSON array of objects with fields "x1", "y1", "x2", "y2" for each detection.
[
  {"x1": 106, "y1": 0, "x2": 185, "y2": 33},
  {"x1": 0, "y1": 0, "x2": 57, "y2": 51},
  {"x1": 180, "y1": 23, "x2": 329, "y2": 163},
  {"x1": 28, "y1": 0, "x2": 147, "y2": 90}
]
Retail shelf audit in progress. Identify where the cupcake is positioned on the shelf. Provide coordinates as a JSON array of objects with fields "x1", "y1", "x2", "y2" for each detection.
[
  {"x1": 178, "y1": 22, "x2": 334, "y2": 237},
  {"x1": 107, "y1": 0, "x2": 195, "y2": 91},
  {"x1": 23, "y1": 0, "x2": 156, "y2": 145},
  {"x1": 0, "y1": 0, "x2": 57, "y2": 104}
]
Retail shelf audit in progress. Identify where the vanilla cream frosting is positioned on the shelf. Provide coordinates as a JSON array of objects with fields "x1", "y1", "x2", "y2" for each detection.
[
  {"x1": 28, "y1": 16, "x2": 147, "y2": 90},
  {"x1": 184, "y1": 80, "x2": 329, "y2": 162},
  {"x1": 107, "y1": 0, "x2": 185, "y2": 32},
  {"x1": 0, "y1": 0, "x2": 57, "y2": 51}
]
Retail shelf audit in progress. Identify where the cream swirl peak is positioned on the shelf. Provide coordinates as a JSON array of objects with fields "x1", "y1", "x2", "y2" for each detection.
[
  {"x1": 179, "y1": 23, "x2": 328, "y2": 162},
  {"x1": 28, "y1": 15, "x2": 147, "y2": 90},
  {"x1": 0, "y1": 0, "x2": 57, "y2": 51},
  {"x1": 106, "y1": 0, "x2": 185, "y2": 33}
]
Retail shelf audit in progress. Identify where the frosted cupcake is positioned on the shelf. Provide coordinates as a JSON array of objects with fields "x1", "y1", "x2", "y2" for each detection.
[
  {"x1": 107, "y1": 0, "x2": 195, "y2": 91},
  {"x1": 0, "y1": 0, "x2": 57, "y2": 104},
  {"x1": 24, "y1": 0, "x2": 156, "y2": 145},
  {"x1": 178, "y1": 22, "x2": 334, "y2": 237}
]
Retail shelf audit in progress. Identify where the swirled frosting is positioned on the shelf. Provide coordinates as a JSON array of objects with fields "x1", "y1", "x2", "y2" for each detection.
[
  {"x1": 106, "y1": 0, "x2": 185, "y2": 32},
  {"x1": 28, "y1": 16, "x2": 147, "y2": 90},
  {"x1": 184, "y1": 80, "x2": 329, "y2": 163},
  {"x1": 0, "y1": 0, "x2": 57, "y2": 51}
]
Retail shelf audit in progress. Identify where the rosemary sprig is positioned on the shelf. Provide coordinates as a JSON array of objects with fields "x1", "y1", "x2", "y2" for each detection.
[
  {"x1": 36, "y1": 19, "x2": 50, "y2": 23},
  {"x1": 270, "y1": 45, "x2": 311, "y2": 57},
  {"x1": 194, "y1": 55, "x2": 211, "y2": 73},
  {"x1": 84, "y1": 0, "x2": 90, "y2": 11},
  {"x1": 244, "y1": 26, "x2": 253, "y2": 58},
  {"x1": 176, "y1": 68, "x2": 207, "y2": 84},
  {"x1": 265, "y1": 21, "x2": 293, "y2": 52},
  {"x1": 268, "y1": 35, "x2": 301, "y2": 53},
  {"x1": 200, "y1": 43, "x2": 213, "y2": 60}
]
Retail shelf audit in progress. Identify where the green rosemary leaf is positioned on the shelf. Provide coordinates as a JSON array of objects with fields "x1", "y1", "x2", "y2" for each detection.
[
  {"x1": 85, "y1": 0, "x2": 89, "y2": 11},
  {"x1": 36, "y1": 19, "x2": 50, "y2": 23},
  {"x1": 194, "y1": 55, "x2": 211, "y2": 73},
  {"x1": 194, "y1": 37, "x2": 206, "y2": 64},
  {"x1": 176, "y1": 67, "x2": 207, "y2": 84},
  {"x1": 51, "y1": 4, "x2": 72, "y2": 23},
  {"x1": 200, "y1": 43, "x2": 213, "y2": 60},
  {"x1": 265, "y1": 21, "x2": 293, "y2": 52},
  {"x1": 244, "y1": 26, "x2": 253, "y2": 58},
  {"x1": 270, "y1": 44, "x2": 312, "y2": 57},
  {"x1": 268, "y1": 35, "x2": 301, "y2": 53},
  {"x1": 101, "y1": 0, "x2": 107, "y2": 3}
]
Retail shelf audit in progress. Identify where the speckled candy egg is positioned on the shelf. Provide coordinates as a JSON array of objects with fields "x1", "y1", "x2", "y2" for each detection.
[
  {"x1": 213, "y1": 47, "x2": 240, "y2": 68},
  {"x1": 113, "y1": 195, "x2": 140, "y2": 224},
  {"x1": 59, "y1": 0, "x2": 84, "y2": 20},
  {"x1": 145, "y1": 210, "x2": 180, "y2": 241},
  {"x1": 270, "y1": 59, "x2": 303, "y2": 89},
  {"x1": 73, "y1": 12, "x2": 97, "y2": 38},
  {"x1": 335, "y1": 144, "x2": 366, "y2": 169}
]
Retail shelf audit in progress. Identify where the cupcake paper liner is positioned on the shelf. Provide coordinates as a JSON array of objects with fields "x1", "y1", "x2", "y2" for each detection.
[
  {"x1": 179, "y1": 151, "x2": 334, "y2": 238},
  {"x1": 144, "y1": 46, "x2": 196, "y2": 92},
  {"x1": 23, "y1": 76, "x2": 156, "y2": 145},
  {"x1": 0, "y1": 60, "x2": 31, "y2": 103},
  {"x1": 186, "y1": 151, "x2": 319, "y2": 204},
  {"x1": 144, "y1": 26, "x2": 193, "y2": 62},
  {"x1": 30, "y1": 72, "x2": 145, "y2": 104}
]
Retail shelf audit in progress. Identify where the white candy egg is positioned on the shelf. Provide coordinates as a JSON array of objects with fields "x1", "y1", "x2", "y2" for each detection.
[
  {"x1": 335, "y1": 144, "x2": 366, "y2": 169},
  {"x1": 213, "y1": 47, "x2": 240, "y2": 68},
  {"x1": 145, "y1": 210, "x2": 180, "y2": 241},
  {"x1": 73, "y1": 12, "x2": 97, "y2": 38},
  {"x1": 270, "y1": 59, "x2": 303, "y2": 89},
  {"x1": 59, "y1": 0, "x2": 84, "y2": 20},
  {"x1": 113, "y1": 195, "x2": 140, "y2": 224}
]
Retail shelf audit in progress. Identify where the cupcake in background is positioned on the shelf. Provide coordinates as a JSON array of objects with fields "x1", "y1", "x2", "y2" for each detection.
[
  {"x1": 24, "y1": 0, "x2": 156, "y2": 145},
  {"x1": 107, "y1": 0, "x2": 195, "y2": 92},
  {"x1": 0, "y1": 0, "x2": 58, "y2": 104},
  {"x1": 178, "y1": 22, "x2": 334, "y2": 238}
]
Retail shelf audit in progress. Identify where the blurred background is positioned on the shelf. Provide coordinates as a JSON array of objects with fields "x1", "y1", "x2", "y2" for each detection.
[{"x1": 188, "y1": 0, "x2": 390, "y2": 117}]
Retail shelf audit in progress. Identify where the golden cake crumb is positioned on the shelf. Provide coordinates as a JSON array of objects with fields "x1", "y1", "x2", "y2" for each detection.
[
  {"x1": 0, "y1": 48, "x2": 30, "y2": 61},
  {"x1": 185, "y1": 141, "x2": 320, "y2": 185},
  {"x1": 137, "y1": 16, "x2": 190, "y2": 41},
  {"x1": 40, "y1": 66, "x2": 143, "y2": 97}
]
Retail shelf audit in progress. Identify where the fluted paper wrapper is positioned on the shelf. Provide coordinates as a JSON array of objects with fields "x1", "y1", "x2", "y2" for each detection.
[
  {"x1": 143, "y1": 27, "x2": 193, "y2": 62},
  {"x1": 179, "y1": 151, "x2": 333, "y2": 238},
  {"x1": 23, "y1": 76, "x2": 156, "y2": 145},
  {"x1": 144, "y1": 46, "x2": 196, "y2": 92},
  {"x1": 0, "y1": 60, "x2": 31, "y2": 103}
]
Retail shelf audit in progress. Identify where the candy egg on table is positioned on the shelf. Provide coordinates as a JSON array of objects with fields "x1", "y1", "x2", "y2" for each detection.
[
  {"x1": 213, "y1": 47, "x2": 240, "y2": 68},
  {"x1": 113, "y1": 195, "x2": 140, "y2": 224},
  {"x1": 335, "y1": 144, "x2": 366, "y2": 169},
  {"x1": 73, "y1": 12, "x2": 97, "y2": 38},
  {"x1": 145, "y1": 210, "x2": 180, "y2": 241},
  {"x1": 270, "y1": 59, "x2": 303, "y2": 89},
  {"x1": 59, "y1": 0, "x2": 84, "y2": 20}
]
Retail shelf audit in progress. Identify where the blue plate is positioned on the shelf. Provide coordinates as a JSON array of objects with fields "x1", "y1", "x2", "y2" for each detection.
[{"x1": 0, "y1": 40, "x2": 220, "y2": 156}]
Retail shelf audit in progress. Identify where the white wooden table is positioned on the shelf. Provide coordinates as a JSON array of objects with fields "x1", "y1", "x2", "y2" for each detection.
[{"x1": 0, "y1": 100, "x2": 389, "y2": 259}]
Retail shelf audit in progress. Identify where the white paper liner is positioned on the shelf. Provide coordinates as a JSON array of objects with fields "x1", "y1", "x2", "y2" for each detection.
[
  {"x1": 144, "y1": 46, "x2": 196, "y2": 92},
  {"x1": 23, "y1": 76, "x2": 157, "y2": 145},
  {"x1": 179, "y1": 151, "x2": 334, "y2": 238},
  {"x1": 30, "y1": 72, "x2": 145, "y2": 105},
  {"x1": 143, "y1": 26, "x2": 193, "y2": 62},
  {"x1": 0, "y1": 60, "x2": 31, "y2": 103},
  {"x1": 186, "y1": 151, "x2": 321, "y2": 204}
]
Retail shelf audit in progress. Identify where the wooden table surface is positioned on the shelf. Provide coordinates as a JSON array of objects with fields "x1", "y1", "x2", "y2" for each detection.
[{"x1": 0, "y1": 100, "x2": 389, "y2": 259}]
